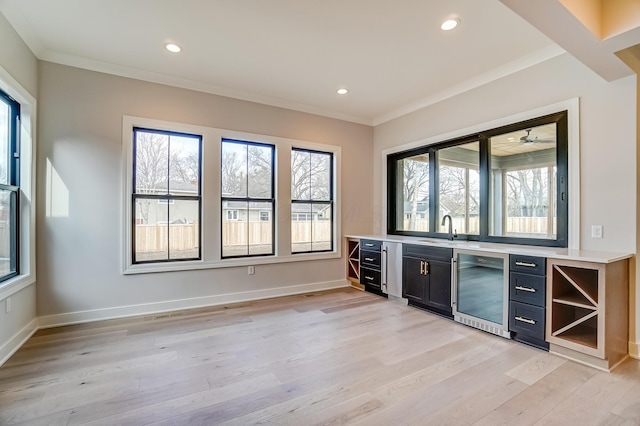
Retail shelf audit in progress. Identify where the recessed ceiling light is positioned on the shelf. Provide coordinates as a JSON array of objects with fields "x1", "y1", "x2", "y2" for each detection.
[
  {"x1": 337, "y1": 88, "x2": 349, "y2": 95},
  {"x1": 165, "y1": 43, "x2": 181, "y2": 53},
  {"x1": 441, "y1": 18, "x2": 460, "y2": 31}
]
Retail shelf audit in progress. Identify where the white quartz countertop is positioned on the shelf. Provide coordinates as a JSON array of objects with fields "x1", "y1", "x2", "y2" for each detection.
[{"x1": 345, "y1": 234, "x2": 633, "y2": 264}]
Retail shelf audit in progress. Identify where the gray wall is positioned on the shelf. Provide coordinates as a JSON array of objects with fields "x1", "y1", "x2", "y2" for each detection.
[
  {"x1": 0, "y1": 12, "x2": 37, "y2": 98},
  {"x1": 37, "y1": 61, "x2": 373, "y2": 318},
  {"x1": 0, "y1": 14, "x2": 37, "y2": 362}
]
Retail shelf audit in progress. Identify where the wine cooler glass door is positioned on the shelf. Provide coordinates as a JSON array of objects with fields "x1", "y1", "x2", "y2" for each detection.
[{"x1": 453, "y1": 250, "x2": 510, "y2": 337}]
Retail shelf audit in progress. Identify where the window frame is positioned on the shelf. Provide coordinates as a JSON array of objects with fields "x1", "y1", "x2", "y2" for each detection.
[
  {"x1": 220, "y1": 138, "x2": 276, "y2": 259},
  {"x1": 435, "y1": 138, "x2": 481, "y2": 236},
  {"x1": 131, "y1": 127, "x2": 203, "y2": 264},
  {"x1": 0, "y1": 66, "x2": 36, "y2": 301},
  {"x1": 0, "y1": 89, "x2": 20, "y2": 283},
  {"x1": 291, "y1": 147, "x2": 335, "y2": 254},
  {"x1": 387, "y1": 111, "x2": 569, "y2": 247},
  {"x1": 122, "y1": 116, "x2": 341, "y2": 275}
]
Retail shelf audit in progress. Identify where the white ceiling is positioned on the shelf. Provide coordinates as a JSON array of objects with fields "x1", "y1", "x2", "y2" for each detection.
[{"x1": 0, "y1": 0, "x2": 567, "y2": 125}]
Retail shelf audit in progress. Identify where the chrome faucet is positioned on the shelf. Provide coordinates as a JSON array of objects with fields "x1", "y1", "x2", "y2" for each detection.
[{"x1": 441, "y1": 214, "x2": 456, "y2": 241}]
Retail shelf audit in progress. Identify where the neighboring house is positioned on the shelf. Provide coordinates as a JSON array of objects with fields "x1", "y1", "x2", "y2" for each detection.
[
  {"x1": 403, "y1": 200, "x2": 429, "y2": 221},
  {"x1": 135, "y1": 180, "x2": 199, "y2": 225},
  {"x1": 221, "y1": 200, "x2": 330, "y2": 222},
  {"x1": 221, "y1": 200, "x2": 272, "y2": 222}
]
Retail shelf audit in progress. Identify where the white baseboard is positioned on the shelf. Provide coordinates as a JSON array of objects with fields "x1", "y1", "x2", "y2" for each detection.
[
  {"x1": 0, "y1": 318, "x2": 38, "y2": 366},
  {"x1": 38, "y1": 279, "x2": 350, "y2": 329},
  {"x1": 630, "y1": 342, "x2": 639, "y2": 359}
]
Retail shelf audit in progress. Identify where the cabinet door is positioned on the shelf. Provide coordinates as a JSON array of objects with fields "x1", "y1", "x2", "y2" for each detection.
[
  {"x1": 402, "y1": 256, "x2": 426, "y2": 303},
  {"x1": 425, "y1": 259, "x2": 452, "y2": 314}
]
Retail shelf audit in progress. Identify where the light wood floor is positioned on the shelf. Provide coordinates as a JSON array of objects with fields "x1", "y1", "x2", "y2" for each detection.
[{"x1": 1, "y1": 288, "x2": 640, "y2": 426}]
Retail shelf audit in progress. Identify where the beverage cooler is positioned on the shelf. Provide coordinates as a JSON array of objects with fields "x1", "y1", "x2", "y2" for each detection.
[{"x1": 452, "y1": 249, "x2": 511, "y2": 338}]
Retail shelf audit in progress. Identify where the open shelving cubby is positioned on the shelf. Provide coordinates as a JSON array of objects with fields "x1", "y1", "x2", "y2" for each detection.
[
  {"x1": 346, "y1": 238, "x2": 362, "y2": 288},
  {"x1": 546, "y1": 257, "x2": 629, "y2": 371},
  {"x1": 550, "y1": 264, "x2": 599, "y2": 350}
]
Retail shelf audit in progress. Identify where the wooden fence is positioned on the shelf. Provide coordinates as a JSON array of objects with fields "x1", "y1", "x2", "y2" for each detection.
[
  {"x1": 136, "y1": 221, "x2": 332, "y2": 252},
  {"x1": 404, "y1": 217, "x2": 555, "y2": 236},
  {"x1": 0, "y1": 224, "x2": 10, "y2": 258},
  {"x1": 136, "y1": 217, "x2": 554, "y2": 253},
  {"x1": 506, "y1": 217, "x2": 556, "y2": 236},
  {"x1": 222, "y1": 221, "x2": 332, "y2": 246},
  {"x1": 135, "y1": 224, "x2": 200, "y2": 252}
]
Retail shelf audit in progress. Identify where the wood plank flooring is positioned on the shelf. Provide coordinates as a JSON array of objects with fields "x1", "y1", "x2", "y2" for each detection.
[{"x1": 1, "y1": 288, "x2": 640, "y2": 425}]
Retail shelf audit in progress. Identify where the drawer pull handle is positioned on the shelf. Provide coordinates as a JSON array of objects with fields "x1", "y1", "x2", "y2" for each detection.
[
  {"x1": 365, "y1": 276, "x2": 375, "y2": 280},
  {"x1": 365, "y1": 243, "x2": 374, "y2": 247},
  {"x1": 515, "y1": 285, "x2": 536, "y2": 293},
  {"x1": 365, "y1": 257, "x2": 375, "y2": 262},
  {"x1": 515, "y1": 316, "x2": 536, "y2": 325},
  {"x1": 515, "y1": 261, "x2": 537, "y2": 268}
]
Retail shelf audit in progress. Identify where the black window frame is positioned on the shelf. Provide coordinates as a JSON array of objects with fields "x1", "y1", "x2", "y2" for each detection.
[
  {"x1": 291, "y1": 147, "x2": 334, "y2": 254},
  {"x1": 387, "y1": 111, "x2": 569, "y2": 247},
  {"x1": 220, "y1": 138, "x2": 276, "y2": 259},
  {"x1": 0, "y1": 89, "x2": 19, "y2": 283},
  {"x1": 132, "y1": 127, "x2": 203, "y2": 264}
]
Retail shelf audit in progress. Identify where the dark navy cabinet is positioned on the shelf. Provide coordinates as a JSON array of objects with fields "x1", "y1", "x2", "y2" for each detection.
[
  {"x1": 360, "y1": 239, "x2": 385, "y2": 297},
  {"x1": 402, "y1": 244, "x2": 453, "y2": 318},
  {"x1": 508, "y1": 254, "x2": 549, "y2": 350}
]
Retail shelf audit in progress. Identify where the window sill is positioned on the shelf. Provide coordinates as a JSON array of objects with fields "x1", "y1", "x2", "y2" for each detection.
[
  {"x1": 123, "y1": 251, "x2": 341, "y2": 275},
  {"x1": 0, "y1": 274, "x2": 35, "y2": 301}
]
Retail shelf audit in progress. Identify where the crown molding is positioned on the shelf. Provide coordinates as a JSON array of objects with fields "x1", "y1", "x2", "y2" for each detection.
[
  {"x1": 37, "y1": 44, "x2": 563, "y2": 128},
  {"x1": 39, "y1": 49, "x2": 373, "y2": 126},
  {"x1": 371, "y1": 45, "x2": 566, "y2": 126}
]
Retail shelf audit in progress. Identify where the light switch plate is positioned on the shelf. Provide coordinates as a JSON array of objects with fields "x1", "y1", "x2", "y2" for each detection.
[
  {"x1": 248, "y1": 265, "x2": 255, "y2": 275},
  {"x1": 5, "y1": 297, "x2": 11, "y2": 313},
  {"x1": 591, "y1": 225, "x2": 603, "y2": 239}
]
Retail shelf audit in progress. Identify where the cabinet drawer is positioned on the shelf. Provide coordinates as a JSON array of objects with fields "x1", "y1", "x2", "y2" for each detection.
[
  {"x1": 510, "y1": 272, "x2": 545, "y2": 306},
  {"x1": 509, "y1": 301, "x2": 545, "y2": 339},
  {"x1": 403, "y1": 244, "x2": 453, "y2": 262},
  {"x1": 510, "y1": 254, "x2": 546, "y2": 276},
  {"x1": 361, "y1": 267, "x2": 381, "y2": 288},
  {"x1": 360, "y1": 239, "x2": 382, "y2": 252},
  {"x1": 360, "y1": 250, "x2": 381, "y2": 268}
]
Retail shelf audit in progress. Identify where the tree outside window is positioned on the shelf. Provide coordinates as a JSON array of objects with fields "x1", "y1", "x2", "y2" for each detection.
[
  {"x1": 132, "y1": 129, "x2": 201, "y2": 263},
  {"x1": 291, "y1": 149, "x2": 333, "y2": 253},
  {"x1": 221, "y1": 139, "x2": 275, "y2": 258}
]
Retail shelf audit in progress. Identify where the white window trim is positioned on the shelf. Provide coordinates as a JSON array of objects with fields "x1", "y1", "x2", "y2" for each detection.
[
  {"x1": 122, "y1": 116, "x2": 341, "y2": 275},
  {"x1": 0, "y1": 65, "x2": 37, "y2": 300}
]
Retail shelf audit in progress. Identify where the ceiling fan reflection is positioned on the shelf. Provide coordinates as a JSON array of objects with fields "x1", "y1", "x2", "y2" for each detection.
[{"x1": 520, "y1": 129, "x2": 555, "y2": 144}]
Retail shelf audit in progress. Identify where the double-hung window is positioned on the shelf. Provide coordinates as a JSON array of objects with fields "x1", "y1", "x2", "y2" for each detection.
[
  {"x1": 125, "y1": 116, "x2": 341, "y2": 273},
  {"x1": 132, "y1": 128, "x2": 202, "y2": 263},
  {"x1": 0, "y1": 90, "x2": 19, "y2": 282},
  {"x1": 221, "y1": 139, "x2": 275, "y2": 258},
  {"x1": 291, "y1": 148, "x2": 333, "y2": 253}
]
